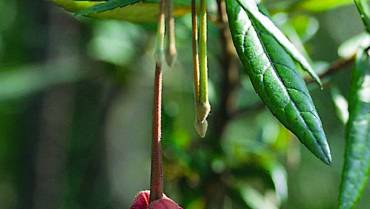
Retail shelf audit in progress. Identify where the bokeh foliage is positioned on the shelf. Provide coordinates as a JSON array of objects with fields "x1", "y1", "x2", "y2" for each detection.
[{"x1": 0, "y1": 0, "x2": 369, "y2": 209}]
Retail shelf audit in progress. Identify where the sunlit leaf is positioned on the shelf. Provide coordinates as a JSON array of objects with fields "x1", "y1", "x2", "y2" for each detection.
[
  {"x1": 51, "y1": 0, "x2": 190, "y2": 22},
  {"x1": 293, "y1": 0, "x2": 353, "y2": 12}
]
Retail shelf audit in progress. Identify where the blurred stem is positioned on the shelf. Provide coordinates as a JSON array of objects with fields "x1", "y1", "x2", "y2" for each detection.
[
  {"x1": 165, "y1": 0, "x2": 177, "y2": 66},
  {"x1": 150, "y1": 0, "x2": 166, "y2": 201}
]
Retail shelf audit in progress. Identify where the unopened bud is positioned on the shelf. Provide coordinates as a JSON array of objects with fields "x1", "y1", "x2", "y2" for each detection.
[{"x1": 130, "y1": 191, "x2": 182, "y2": 209}]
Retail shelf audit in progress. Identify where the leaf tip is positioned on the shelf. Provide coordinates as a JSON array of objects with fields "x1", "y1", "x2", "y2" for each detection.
[{"x1": 319, "y1": 146, "x2": 332, "y2": 165}]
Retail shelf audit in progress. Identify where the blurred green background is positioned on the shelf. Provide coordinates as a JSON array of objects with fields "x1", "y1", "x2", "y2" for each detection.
[{"x1": 0, "y1": 0, "x2": 369, "y2": 209}]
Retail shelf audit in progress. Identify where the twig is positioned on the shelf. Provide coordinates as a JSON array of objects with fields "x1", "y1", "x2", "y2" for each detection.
[
  {"x1": 306, "y1": 55, "x2": 356, "y2": 83},
  {"x1": 231, "y1": 55, "x2": 356, "y2": 119}
]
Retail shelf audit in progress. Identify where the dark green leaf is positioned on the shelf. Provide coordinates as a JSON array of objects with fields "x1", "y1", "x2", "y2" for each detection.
[
  {"x1": 226, "y1": 0, "x2": 332, "y2": 164},
  {"x1": 339, "y1": 48, "x2": 370, "y2": 209},
  {"x1": 354, "y1": 0, "x2": 370, "y2": 33}
]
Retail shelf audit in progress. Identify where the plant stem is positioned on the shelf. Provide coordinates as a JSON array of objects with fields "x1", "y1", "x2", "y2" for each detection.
[
  {"x1": 199, "y1": 0, "x2": 208, "y2": 105},
  {"x1": 192, "y1": 0, "x2": 210, "y2": 137},
  {"x1": 155, "y1": 0, "x2": 166, "y2": 65},
  {"x1": 150, "y1": 62, "x2": 164, "y2": 202},
  {"x1": 192, "y1": 0, "x2": 207, "y2": 137},
  {"x1": 150, "y1": 0, "x2": 166, "y2": 202},
  {"x1": 192, "y1": 0, "x2": 200, "y2": 100}
]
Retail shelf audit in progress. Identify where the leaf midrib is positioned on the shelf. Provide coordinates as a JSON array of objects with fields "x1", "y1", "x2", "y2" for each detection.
[{"x1": 240, "y1": 3, "x2": 327, "y2": 161}]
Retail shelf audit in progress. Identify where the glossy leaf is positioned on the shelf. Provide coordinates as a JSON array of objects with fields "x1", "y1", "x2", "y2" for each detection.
[
  {"x1": 339, "y1": 48, "x2": 370, "y2": 209},
  {"x1": 226, "y1": 0, "x2": 332, "y2": 164},
  {"x1": 235, "y1": 0, "x2": 321, "y2": 86},
  {"x1": 51, "y1": 0, "x2": 190, "y2": 22}
]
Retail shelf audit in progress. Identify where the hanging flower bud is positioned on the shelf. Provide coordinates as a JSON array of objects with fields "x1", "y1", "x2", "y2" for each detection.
[
  {"x1": 130, "y1": 191, "x2": 183, "y2": 209},
  {"x1": 130, "y1": 191, "x2": 150, "y2": 209},
  {"x1": 150, "y1": 197, "x2": 183, "y2": 209}
]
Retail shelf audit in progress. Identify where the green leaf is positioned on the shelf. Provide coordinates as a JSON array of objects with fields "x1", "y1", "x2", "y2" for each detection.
[
  {"x1": 236, "y1": 0, "x2": 322, "y2": 86},
  {"x1": 339, "y1": 48, "x2": 370, "y2": 209},
  {"x1": 293, "y1": 0, "x2": 353, "y2": 12},
  {"x1": 51, "y1": 0, "x2": 190, "y2": 22},
  {"x1": 226, "y1": 0, "x2": 332, "y2": 164},
  {"x1": 76, "y1": 0, "x2": 141, "y2": 16},
  {"x1": 354, "y1": 0, "x2": 370, "y2": 33}
]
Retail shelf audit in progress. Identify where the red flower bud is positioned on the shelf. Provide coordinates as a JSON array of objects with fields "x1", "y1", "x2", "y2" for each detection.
[
  {"x1": 130, "y1": 191, "x2": 182, "y2": 209},
  {"x1": 149, "y1": 196, "x2": 183, "y2": 209},
  {"x1": 130, "y1": 191, "x2": 150, "y2": 209}
]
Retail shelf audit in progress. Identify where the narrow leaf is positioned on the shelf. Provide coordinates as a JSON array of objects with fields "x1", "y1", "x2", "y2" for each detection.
[
  {"x1": 226, "y1": 0, "x2": 332, "y2": 164},
  {"x1": 339, "y1": 48, "x2": 370, "y2": 209},
  {"x1": 354, "y1": 0, "x2": 370, "y2": 33},
  {"x1": 76, "y1": 0, "x2": 140, "y2": 16},
  {"x1": 236, "y1": 0, "x2": 322, "y2": 87},
  {"x1": 51, "y1": 0, "x2": 190, "y2": 22}
]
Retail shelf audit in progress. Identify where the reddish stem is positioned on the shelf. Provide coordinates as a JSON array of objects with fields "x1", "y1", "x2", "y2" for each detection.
[{"x1": 150, "y1": 62, "x2": 164, "y2": 202}]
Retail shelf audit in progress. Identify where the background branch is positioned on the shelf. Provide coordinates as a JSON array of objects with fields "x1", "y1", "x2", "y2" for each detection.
[{"x1": 231, "y1": 55, "x2": 356, "y2": 119}]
